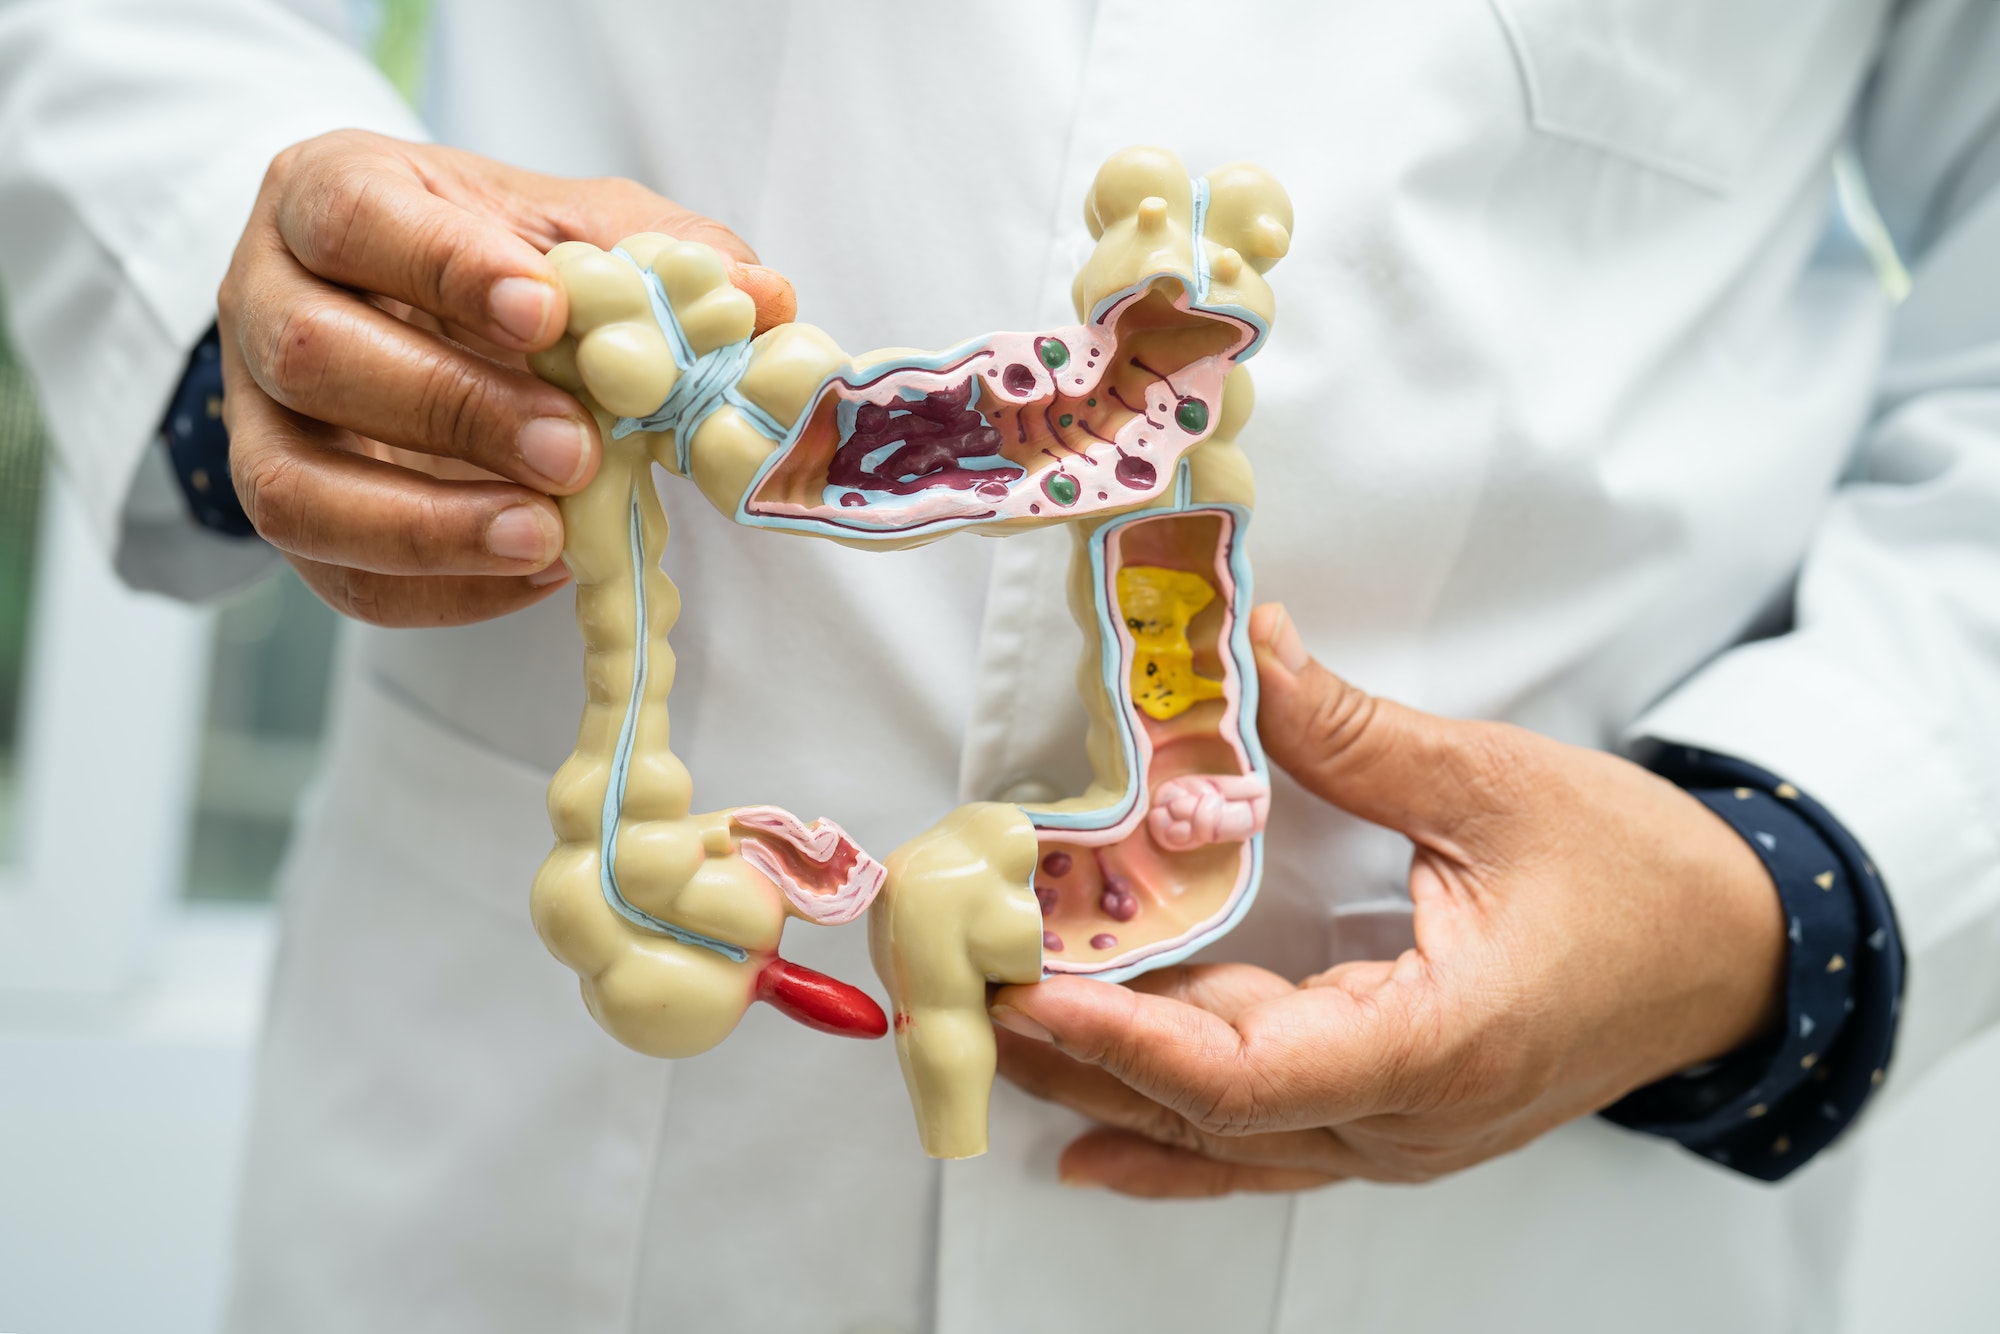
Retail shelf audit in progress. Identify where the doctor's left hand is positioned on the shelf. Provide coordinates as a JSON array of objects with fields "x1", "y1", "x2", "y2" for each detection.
[
  {"x1": 990, "y1": 603, "x2": 1787, "y2": 1197},
  {"x1": 215, "y1": 130, "x2": 797, "y2": 627}
]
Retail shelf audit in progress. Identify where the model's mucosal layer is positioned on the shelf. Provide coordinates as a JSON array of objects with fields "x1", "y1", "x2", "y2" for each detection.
[
  {"x1": 738, "y1": 281, "x2": 1257, "y2": 537},
  {"x1": 529, "y1": 145, "x2": 1292, "y2": 1159},
  {"x1": 1029, "y1": 504, "x2": 1268, "y2": 978}
]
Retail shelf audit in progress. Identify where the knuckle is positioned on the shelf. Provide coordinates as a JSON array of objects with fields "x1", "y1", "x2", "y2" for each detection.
[
  {"x1": 263, "y1": 300, "x2": 339, "y2": 404},
  {"x1": 1183, "y1": 1066, "x2": 1265, "y2": 1138},
  {"x1": 412, "y1": 355, "x2": 493, "y2": 463},
  {"x1": 595, "y1": 175, "x2": 654, "y2": 210},
  {"x1": 327, "y1": 566, "x2": 392, "y2": 626},
  {"x1": 409, "y1": 208, "x2": 476, "y2": 311},
  {"x1": 1301, "y1": 679, "x2": 1379, "y2": 763},
  {"x1": 294, "y1": 162, "x2": 372, "y2": 272},
  {"x1": 238, "y1": 448, "x2": 305, "y2": 545},
  {"x1": 262, "y1": 142, "x2": 304, "y2": 193},
  {"x1": 216, "y1": 267, "x2": 244, "y2": 326},
  {"x1": 401, "y1": 488, "x2": 456, "y2": 566}
]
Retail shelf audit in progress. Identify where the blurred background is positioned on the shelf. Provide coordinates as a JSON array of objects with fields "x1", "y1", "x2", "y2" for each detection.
[
  {"x1": 1, "y1": 316, "x2": 1998, "y2": 1330},
  {"x1": 0, "y1": 321, "x2": 336, "y2": 1334}
]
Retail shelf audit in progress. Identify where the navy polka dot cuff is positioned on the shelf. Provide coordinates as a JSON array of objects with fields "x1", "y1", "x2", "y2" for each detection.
[
  {"x1": 1604, "y1": 746, "x2": 1906, "y2": 1181},
  {"x1": 160, "y1": 324, "x2": 255, "y2": 538}
]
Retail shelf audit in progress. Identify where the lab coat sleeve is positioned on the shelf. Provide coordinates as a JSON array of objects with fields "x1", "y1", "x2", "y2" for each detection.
[
  {"x1": 1632, "y1": 1, "x2": 2000, "y2": 1103},
  {"x1": 0, "y1": 0, "x2": 427, "y2": 600}
]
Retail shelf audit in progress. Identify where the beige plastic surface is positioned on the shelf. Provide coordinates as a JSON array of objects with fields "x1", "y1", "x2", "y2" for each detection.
[
  {"x1": 529, "y1": 147, "x2": 1288, "y2": 1156},
  {"x1": 530, "y1": 239, "x2": 884, "y2": 1059},
  {"x1": 871, "y1": 804, "x2": 1045, "y2": 1158}
]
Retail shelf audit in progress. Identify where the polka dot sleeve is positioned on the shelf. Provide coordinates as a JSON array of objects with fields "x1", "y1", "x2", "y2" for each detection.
[
  {"x1": 159, "y1": 324, "x2": 254, "y2": 538},
  {"x1": 1602, "y1": 746, "x2": 1907, "y2": 1181}
]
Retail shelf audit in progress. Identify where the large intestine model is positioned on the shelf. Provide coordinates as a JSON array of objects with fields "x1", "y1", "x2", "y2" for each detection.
[{"x1": 528, "y1": 147, "x2": 1291, "y2": 1158}]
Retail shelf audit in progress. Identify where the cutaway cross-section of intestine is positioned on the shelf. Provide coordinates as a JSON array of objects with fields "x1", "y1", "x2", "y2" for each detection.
[
  {"x1": 528, "y1": 145, "x2": 1290, "y2": 1157},
  {"x1": 1028, "y1": 506, "x2": 1268, "y2": 983}
]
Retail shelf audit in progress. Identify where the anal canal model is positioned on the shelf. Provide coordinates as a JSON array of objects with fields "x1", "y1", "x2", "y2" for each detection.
[{"x1": 529, "y1": 146, "x2": 1292, "y2": 1157}]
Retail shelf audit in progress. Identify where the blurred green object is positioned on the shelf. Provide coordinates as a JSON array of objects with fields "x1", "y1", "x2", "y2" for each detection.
[
  {"x1": 372, "y1": 0, "x2": 433, "y2": 106},
  {"x1": 0, "y1": 326, "x2": 48, "y2": 863}
]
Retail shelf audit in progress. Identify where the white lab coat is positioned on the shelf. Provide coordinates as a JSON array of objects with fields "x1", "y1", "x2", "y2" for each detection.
[{"x1": 4, "y1": 1, "x2": 1999, "y2": 1330}]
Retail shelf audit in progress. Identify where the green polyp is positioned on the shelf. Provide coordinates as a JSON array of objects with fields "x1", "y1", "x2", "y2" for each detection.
[
  {"x1": 1059, "y1": 413, "x2": 1074, "y2": 427},
  {"x1": 1176, "y1": 398, "x2": 1209, "y2": 433},
  {"x1": 1045, "y1": 472, "x2": 1079, "y2": 506},
  {"x1": 1039, "y1": 338, "x2": 1069, "y2": 370}
]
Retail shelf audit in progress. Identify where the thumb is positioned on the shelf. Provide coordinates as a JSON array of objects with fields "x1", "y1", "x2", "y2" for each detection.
[{"x1": 1249, "y1": 602, "x2": 1500, "y2": 845}]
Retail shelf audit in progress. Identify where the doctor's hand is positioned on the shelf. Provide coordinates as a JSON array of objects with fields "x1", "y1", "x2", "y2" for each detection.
[
  {"x1": 215, "y1": 130, "x2": 796, "y2": 626},
  {"x1": 990, "y1": 602, "x2": 1787, "y2": 1197}
]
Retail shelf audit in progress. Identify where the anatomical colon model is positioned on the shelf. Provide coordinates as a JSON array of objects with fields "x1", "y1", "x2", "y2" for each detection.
[{"x1": 529, "y1": 146, "x2": 1290, "y2": 1158}]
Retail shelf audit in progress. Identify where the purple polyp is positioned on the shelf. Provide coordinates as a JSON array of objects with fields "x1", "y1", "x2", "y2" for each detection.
[
  {"x1": 1035, "y1": 884, "x2": 1059, "y2": 915},
  {"x1": 1090, "y1": 933, "x2": 1118, "y2": 950},
  {"x1": 1041, "y1": 851, "x2": 1072, "y2": 877},
  {"x1": 1043, "y1": 931, "x2": 1065, "y2": 952},
  {"x1": 1114, "y1": 455, "x2": 1156, "y2": 490},
  {"x1": 1099, "y1": 878, "x2": 1139, "y2": 922}
]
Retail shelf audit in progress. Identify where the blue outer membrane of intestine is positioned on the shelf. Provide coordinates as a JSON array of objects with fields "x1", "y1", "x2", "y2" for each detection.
[
  {"x1": 607, "y1": 247, "x2": 788, "y2": 474},
  {"x1": 598, "y1": 490, "x2": 748, "y2": 964}
]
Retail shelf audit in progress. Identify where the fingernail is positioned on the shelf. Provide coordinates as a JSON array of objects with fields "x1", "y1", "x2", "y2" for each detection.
[
  {"x1": 528, "y1": 558, "x2": 572, "y2": 587},
  {"x1": 1261, "y1": 603, "x2": 1309, "y2": 673},
  {"x1": 1057, "y1": 1166, "x2": 1103, "y2": 1190},
  {"x1": 990, "y1": 1005, "x2": 1053, "y2": 1043},
  {"x1": 490, "y1": 276, "x2": 557, "y2": 345},
  {"x1": 519, "y1": 416, "x2": 591, "y2": 488},
  {"x1": 487, "y1": 505, "x2": 560, "y2": 562}
]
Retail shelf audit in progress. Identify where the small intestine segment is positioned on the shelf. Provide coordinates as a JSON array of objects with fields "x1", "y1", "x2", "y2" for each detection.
[{"x1": 1148, "y1": 773, "x2": 1271, "y2": 852}]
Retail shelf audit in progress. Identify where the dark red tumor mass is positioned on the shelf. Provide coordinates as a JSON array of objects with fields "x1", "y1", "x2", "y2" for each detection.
[
  {"x1": 1115, "y1": 455, "x2": 1156, "y2": 490},
  {"x1": 827, "y1": 378, "x2": 1023, "y2": 496},
  {"x1": 1001, "y1": 363, "x2": 1037, "y2": 396}
]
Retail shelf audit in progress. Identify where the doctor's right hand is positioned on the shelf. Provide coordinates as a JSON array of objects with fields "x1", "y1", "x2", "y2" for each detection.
[
  {"x1": 215, "y1": 129, "x2": 796, "y2": 626},
  {"x1": 991, "y1": 603, "x2": 1789, "y2": 1196}
]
